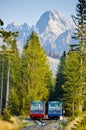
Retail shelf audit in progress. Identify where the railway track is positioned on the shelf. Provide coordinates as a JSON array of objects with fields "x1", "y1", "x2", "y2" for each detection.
[{"x1": 23, "y1": 119, "x2": 60, "y2": 130}]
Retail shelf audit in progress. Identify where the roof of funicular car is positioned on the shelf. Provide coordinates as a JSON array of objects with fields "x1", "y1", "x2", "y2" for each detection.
[
  {"x1": 30, "y1": 100, "x2": 45, "y2": 112},
  {"x1": 48, "y1": 101, "x2": 62, "y2": 107},
  {"x1": 30, "y1": 100, "x2": 45, "y2": 108},
  {"x1": 30, "y1": 100, "x2": 45, "y2": 104},
  {"x1": 48, "y1": 101, "x2": 62, "y2": 103}
]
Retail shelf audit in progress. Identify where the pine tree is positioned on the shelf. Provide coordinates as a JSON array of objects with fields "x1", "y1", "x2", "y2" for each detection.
[
  {"x1": 53, "y1": 51, "x2": 66, "y2": 101},
  {"x1": 71, "y1": 0, "x2": 86, "y2": 113},
  {"x1": 62, "y1": 51, "x2": 81, "y2": 116},
  {"x1": 8, "y1": 37, "x2": 23, "y2": 115},
  {"x1": 0, "y1": 23, "x2": 20, "y2": 114},
  {"x1": 22, "y1": 32, "x2": 53, "y2": 103},
  {"x1": 76, "y1": 0, "x2": 86, "y2": 39}
]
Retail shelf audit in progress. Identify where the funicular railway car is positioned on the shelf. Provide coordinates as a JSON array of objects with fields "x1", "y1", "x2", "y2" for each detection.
[
  {"x1": 48, "y1": 101, "x2": 62, "y2": 119},
  {"x1": 30, "y1": 100, "x2": 45, "y2": 119}
]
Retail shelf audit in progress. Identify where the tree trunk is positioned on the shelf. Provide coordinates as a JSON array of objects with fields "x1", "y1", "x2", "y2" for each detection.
[
  {"x1": 6, "y1": 60, "x2": 10, "y2": 109},
  {"x1": 0, "y1": 56, "x2": 4, "y2": 115}
]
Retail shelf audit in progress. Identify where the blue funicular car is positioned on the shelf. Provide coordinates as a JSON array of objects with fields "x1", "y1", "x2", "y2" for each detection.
[{"x1": 48, "y1": 101, "x2": 62, "y2": 119}]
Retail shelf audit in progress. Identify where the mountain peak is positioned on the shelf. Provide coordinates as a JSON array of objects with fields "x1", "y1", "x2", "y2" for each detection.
[
  {"x1": 50, "y1": 9, "x2": 58, "y2": 13},
  {"x1": 6, "y1": 21, "x2": 19, "y2": 31},
  {"x1": 36, "y1": 9, "x2": 72, "y2": 34},
  {"x1": 48, "y1": 9, "x2": 60, "y2": 18},
  {"x1": 12, "y1": 21, "x2": 19, "y2": 26}
]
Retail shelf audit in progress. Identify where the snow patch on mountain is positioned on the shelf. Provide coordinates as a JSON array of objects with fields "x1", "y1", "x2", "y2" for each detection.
[
  {"x1": 35, "y1": 9, "x2": 75, "y2": 57},
  {"x1": 36, "y1": 9, "x2": 72, "y2": 35},
  {"x1": 6, "y1": 22, "x2": 31, "y2": 45}
]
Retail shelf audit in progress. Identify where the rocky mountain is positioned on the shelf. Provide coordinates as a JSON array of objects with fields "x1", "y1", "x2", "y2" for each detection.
[
  {"x1": 6, "y1": 21, "x2": 31, "y2": 52},
  {"x1": 35, "y1": 9, "x2": 76, "y2": 57},
  {"x1": 5, "y1": 9, "x2": 76, "y2": 57},
  {"x1": 36, "y1": 9, "x2": 72, "y2": 35},
  {"x1": 4, "y1": 9, "x2": 78, "y2": 76}
]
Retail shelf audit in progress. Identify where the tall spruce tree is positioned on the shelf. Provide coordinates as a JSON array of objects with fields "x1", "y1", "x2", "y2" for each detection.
[
  {"x1": 62, "y1": 51, "x2": 81, "y2": 116},
  {"x1": 72, "y1": 0, "x2": 86, "y2": 112},
  {"x1": 53, "y1": 51, "x2": 66, "y2": 101},
  {"x1": 62, "y1": 0, "x2": 86, "y2": 116},
  {"x1": 8, "y1": 36, "x2": 23, "y2": 115},
  {"x1": 76, "y1": 0, "x2": 86, "y2": 39},
  {"x1": 77, "y1": 0, "x2": 86, "y2": 111},
  {"x1": 22, "y1": 32, "x2": 53, "y2": 103},
  {"x1": 0, "y1": 23, "x2": 20, "y2": 114}
]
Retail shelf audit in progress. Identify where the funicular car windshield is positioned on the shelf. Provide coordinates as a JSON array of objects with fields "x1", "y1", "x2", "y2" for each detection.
[
  {"x1": 30, "y1": 101, "x2": 44, "y2": 113},
  {"x1": 49, "y1": 101, "x2": 62, "y2": 112}
]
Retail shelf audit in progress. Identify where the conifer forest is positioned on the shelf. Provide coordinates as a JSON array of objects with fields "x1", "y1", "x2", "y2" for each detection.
[{"x1": 0, "y1": 0, "x2": 86, "y2": 119}]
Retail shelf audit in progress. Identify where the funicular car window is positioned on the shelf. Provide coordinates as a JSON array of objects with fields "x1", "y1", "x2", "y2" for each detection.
[
  {"x1": 49, "y1": 102, "x2": 61, "y2": 111},
  {"x1": 30, "y1": 101, "x2": 44, "y2": 113}
]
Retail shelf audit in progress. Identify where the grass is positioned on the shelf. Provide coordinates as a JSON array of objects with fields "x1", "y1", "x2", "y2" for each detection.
[
  {"x1": 0, "y1": 117, "x2": 21, "y2": 130},
  {"x1": 64, "y1": 113, "x2": 86, "y2": 130},
  {"x1": 65, "y1": 116, "x2": 82, "y2": 130},
  {"x1": 71, "y1": 116, "x2": 86, "y2": 130}
]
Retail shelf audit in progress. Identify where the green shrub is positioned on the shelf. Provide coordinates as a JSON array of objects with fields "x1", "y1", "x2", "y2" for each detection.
[{"x1": 2, "y1": 109, "x2": 11, "y2": 122}]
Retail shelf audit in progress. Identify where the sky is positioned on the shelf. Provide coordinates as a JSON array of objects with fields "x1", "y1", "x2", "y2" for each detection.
[{"x1": 0, "y1": 0, "x2": 78, "y2": 27}]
